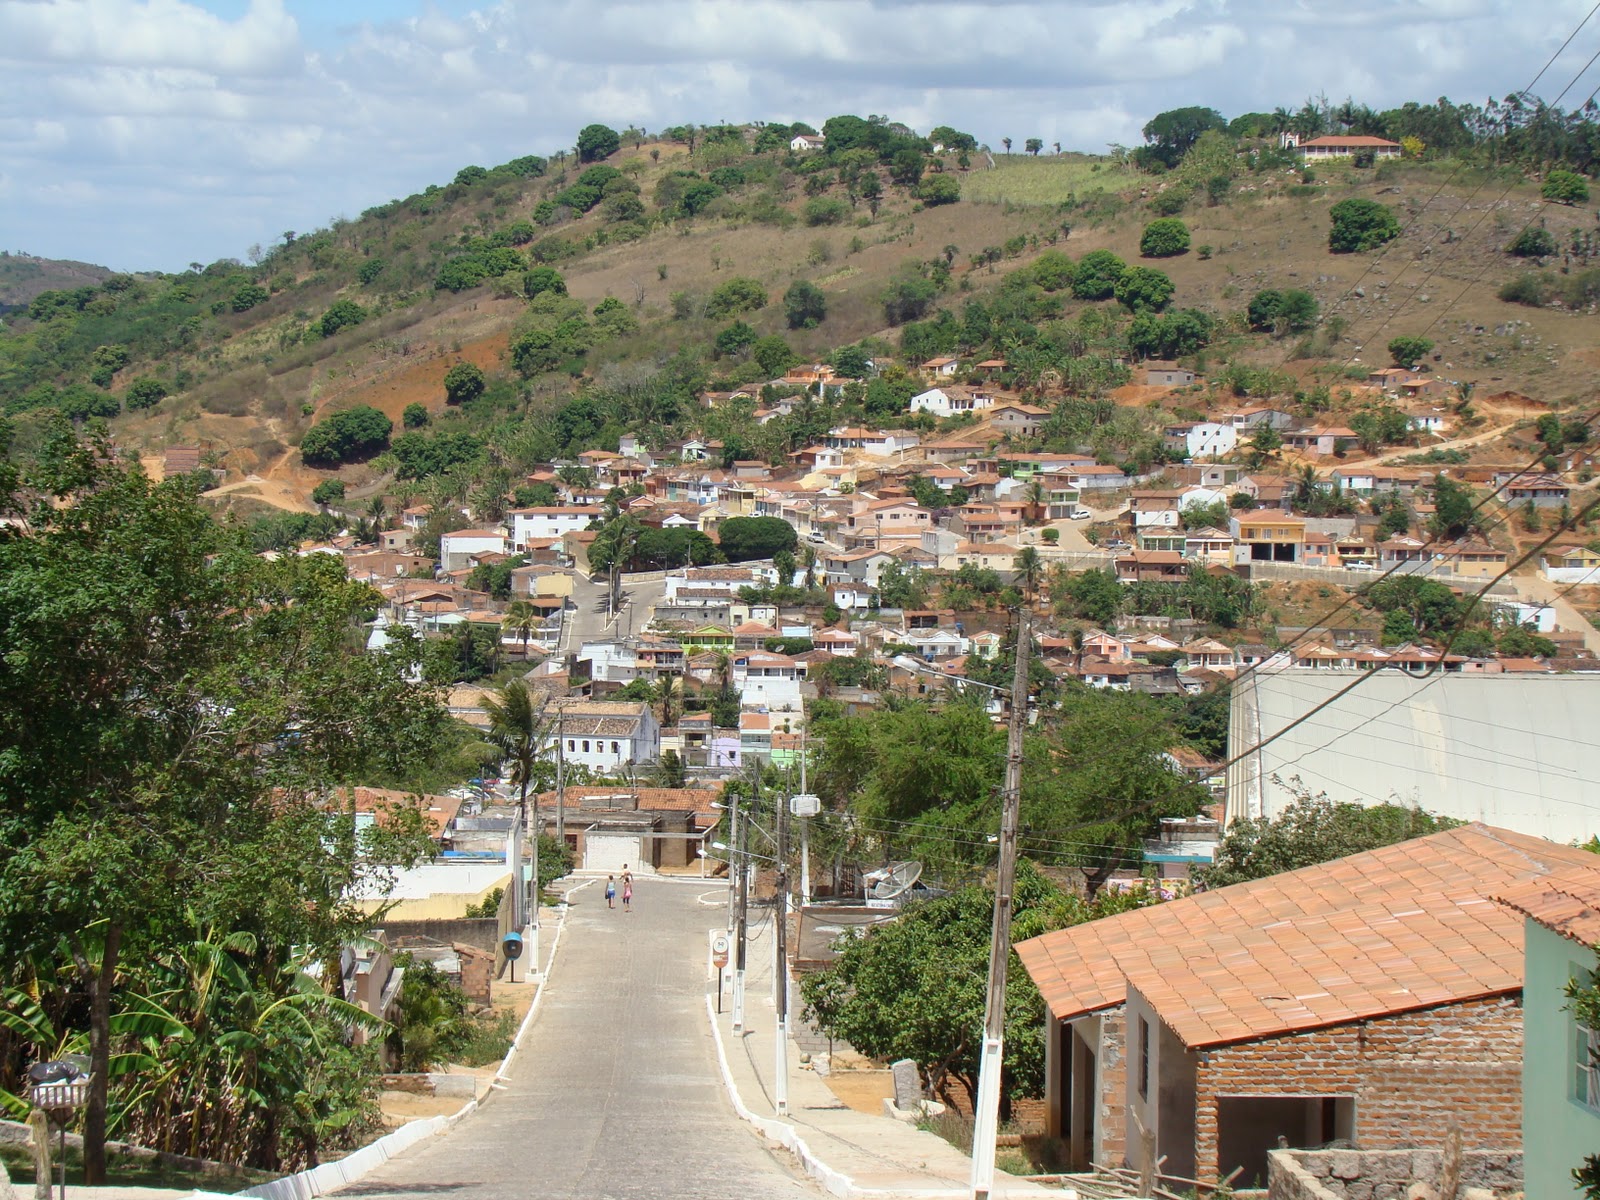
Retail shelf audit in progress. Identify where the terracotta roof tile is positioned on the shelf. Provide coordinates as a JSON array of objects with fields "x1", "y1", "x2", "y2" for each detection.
[{"x1": 1016, "y1": 823, "x2": 1600, "y2": 1048}]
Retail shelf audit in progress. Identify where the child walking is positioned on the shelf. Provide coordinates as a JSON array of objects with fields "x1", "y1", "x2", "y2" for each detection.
[
  {"x1": 621, "y1": 872, "x2": 633, "y2": 912},
  {"x1": 604, "y1": 875, "x2": 616, "y2": 909}
]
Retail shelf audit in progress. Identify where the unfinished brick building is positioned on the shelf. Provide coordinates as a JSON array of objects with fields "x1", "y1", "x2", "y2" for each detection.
[{"x1": 1016, "y1": 824, "x2": 1600, "y2": 1187}]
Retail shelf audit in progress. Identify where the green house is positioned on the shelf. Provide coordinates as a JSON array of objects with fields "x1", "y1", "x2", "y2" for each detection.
[{"x1": 1497, "y1": 871, "x2": 1600, "y2": 1198}]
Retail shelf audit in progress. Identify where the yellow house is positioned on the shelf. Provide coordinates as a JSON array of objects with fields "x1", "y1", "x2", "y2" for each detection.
[
  {"x1": 1230, "y1": 513, "x2": 1306, "y2": 563},
  {"x1": 1439, "y1": 539, "x2": 1508, "y2": 580}
]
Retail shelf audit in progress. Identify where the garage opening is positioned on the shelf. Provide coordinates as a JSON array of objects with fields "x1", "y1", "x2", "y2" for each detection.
[{"x1": 1215, "y1": 1095, "x2": 1354, "y2": 1188}]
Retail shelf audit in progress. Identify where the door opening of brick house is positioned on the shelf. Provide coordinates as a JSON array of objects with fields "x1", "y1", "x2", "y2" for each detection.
[{"x1": 1216, "y1": 1095, "x2": 1355, "y2": 1187}]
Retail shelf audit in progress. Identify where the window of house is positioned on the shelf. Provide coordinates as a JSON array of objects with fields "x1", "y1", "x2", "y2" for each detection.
[
  {"x1": 582, "y1": 740, "x2": 590, "y2": 753},
  {"x1": 611, "y1": 741, "x2": 620, "y2": 754},
  {"x1": 1578, "y1": 1006, "x2": 1600, "y2": 1111},
  {"x1": 1137, "y1": 1016, "x2": 1151, "y2": 1101},
  {"x1": 567, "y1": 739, "x2": 575, "y2": 752}
]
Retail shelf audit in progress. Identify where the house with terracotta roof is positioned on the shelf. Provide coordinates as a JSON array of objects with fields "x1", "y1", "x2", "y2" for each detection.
[
  {"x1": 1017, "y1": 824, "x2": 1600, "y2": 1185},
  {"x1": 1289, "y1": 133, "x2": 1402, "y2": 159},
  {"x1": 1494, "y1": 863, "x2": 1600, "y2": 1199}
]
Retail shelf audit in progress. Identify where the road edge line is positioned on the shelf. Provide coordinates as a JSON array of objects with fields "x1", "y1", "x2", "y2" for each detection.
[{"x1": 702, "y1": 991, "x2": 858, "y2": 1200}]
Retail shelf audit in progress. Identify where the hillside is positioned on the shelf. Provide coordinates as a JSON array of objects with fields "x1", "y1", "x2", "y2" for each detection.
[
  {"x1": 3, "y1": 110, "x2": 1599, "y2": 524},
  {"x1": 0, "y1": 251, "x2": 112, "y2": 313}
]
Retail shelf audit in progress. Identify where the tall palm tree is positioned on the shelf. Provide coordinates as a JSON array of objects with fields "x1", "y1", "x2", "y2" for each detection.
[
  {"x1": 502, "y1": 600, "x2": 539, "y2": 658},
  {"x1": 1013, "y1": 546, "x2": 1043, "y2": 601},
  {"x1": 799, "y1": 544, "x2": 818, "y2": 590},
  {"x1": 710, "y1": 649, "x2": 734, "y2": 694},
  {"x1": 655, "y1": 673, "x2": 682, "y2": 730},
  {"x1": 483, "y1": 680, "x2": 549, "y2": 819},
  {"x1": 1024, "y1": 479, "x2": 1046, "y2": 525}
]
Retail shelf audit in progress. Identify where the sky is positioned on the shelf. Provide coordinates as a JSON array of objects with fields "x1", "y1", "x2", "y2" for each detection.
[{"x1": 2, "y1": 0, "x2": 1597, "y2": 272}]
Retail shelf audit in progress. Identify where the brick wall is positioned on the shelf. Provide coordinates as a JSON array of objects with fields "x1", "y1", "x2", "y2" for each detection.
[
  {"x1": 457, "y1": 944, "x2": 493, "y2": 1005},
  {"x1": 1194, "y1": 994, "x2": 1522, "y2": 1182},
  {"x1": 1097, "y1": 1007, "x2": 1128, "y2": 1166}
]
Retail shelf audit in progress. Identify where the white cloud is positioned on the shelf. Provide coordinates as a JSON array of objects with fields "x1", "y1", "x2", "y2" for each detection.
[{"x1": 0, "y1": 0, "x2": 1591, "y2": 268}]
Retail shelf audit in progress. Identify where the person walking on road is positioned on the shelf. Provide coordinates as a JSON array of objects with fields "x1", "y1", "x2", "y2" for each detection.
[
  {"x1": 604, "y1": 875, "x2": 616, "y2": 909},
  {"x1": 621, "y1": 867, "x2": 633, "y2": 912}
]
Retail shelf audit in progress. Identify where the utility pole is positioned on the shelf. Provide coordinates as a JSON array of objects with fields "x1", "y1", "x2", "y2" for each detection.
[
  {"x1": 799, "y1": 727, "x2": 812, "y2": 905},
  {"x1": 970, "y1": 607, "x2": 1031, "y2": 1200},
  {"x1": 732, "y1": 770, "x2": 751, "y2": 1034},
  {"x1": 725, "y1": 787, "x2": 739, "y2": 933},
  {"x1": 529, "y1": 788, "x2": 541, "y2": 979},
  {"x1": 554, "y1": 708, "x2": 566, "y2": 844},
  {"x1": 774, "y1": 770, "x2": 790, "y2": 1117}
]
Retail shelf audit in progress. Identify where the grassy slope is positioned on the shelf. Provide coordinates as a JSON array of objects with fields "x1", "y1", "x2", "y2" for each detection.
[{"x1": 0, "y1": 252, "x2": 113, "y2": 309}]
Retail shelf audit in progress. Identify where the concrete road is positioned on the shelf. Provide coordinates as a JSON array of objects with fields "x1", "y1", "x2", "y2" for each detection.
[
  {"x1": 339, "y1": 880, "x2": 814, "y2": 1200},
  {"x1": 562, "y1": 572, "x2": 669, "y2": 654}
]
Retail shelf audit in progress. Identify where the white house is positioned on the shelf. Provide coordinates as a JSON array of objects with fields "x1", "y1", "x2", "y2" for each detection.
[
  {"x1": 439, "y1": 529, "x2": 506, "y2": 572},
  {"x1": 734, "y1": 651, "x2": 808, "y2": 713},
  {"x1": 790, "y1": 134, "x2": 826, "y2": 152},
  {"x1": 1162, "y1": 422, "x2": 1238, "y2": 460},
  {"x1": 578, "y1": 640, "x2": 640, "y2": 685},
  {"x1": 1291, "y1": 134, "x2": 1402, "y2": 159},
  {"x1": 909, "y1": 386, "x2": 995, "y2": 419},
  {"x1": 509, "y1": 506, "x2": 603, "y2": 548},
  {"x1": 545, "y1": 700, "x2": 660, "y2": 771}
]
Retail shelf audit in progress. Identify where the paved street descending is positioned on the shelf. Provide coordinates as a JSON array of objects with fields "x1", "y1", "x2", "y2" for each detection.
[{"x1": 339, "y1": 879, "x2": 814, "y2": 1200}]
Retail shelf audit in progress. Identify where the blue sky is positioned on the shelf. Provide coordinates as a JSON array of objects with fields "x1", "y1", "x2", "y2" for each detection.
[{"x1": 2, "y1": 0, "x2": 1596, "y2": 272}]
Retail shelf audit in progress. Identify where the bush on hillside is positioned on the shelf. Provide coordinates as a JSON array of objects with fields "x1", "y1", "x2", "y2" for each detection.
[
  {"x1": 1139, "y1": 218, "x2": 1191, "y2": 258},
  {"x1": 1328, "y1": 198, "x2": 1400, "y2": 253},
  {"x1": 300, "y1": 405, "x2": 393, "y2": 467},
  {"x1": 1507, "y1": 228, "x2": 1558, "y2": 257}
]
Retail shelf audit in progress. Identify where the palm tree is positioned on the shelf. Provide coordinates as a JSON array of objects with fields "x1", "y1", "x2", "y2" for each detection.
[
  {"x1": 1024, "y1": 479, "x2": 1046, "y2": 525},
  {"x1": 1014, "y1": 546, "x2": 1043, "y2": 600},
  {"x1": 1002, "y1": 136, "x2": 1013, "y2": 155},
  {"x1": 502, "y1": 600, "x2": 540, "y2": 658},
  {"x1": 654, "y1": 673, "x2": 682, "y2": 730},
  {"x1": 710, "y1": 649, "x2": 734, "y2": 694},
  {"x1": 483, "y1": 680, "x2": 549, "y2": 820}
]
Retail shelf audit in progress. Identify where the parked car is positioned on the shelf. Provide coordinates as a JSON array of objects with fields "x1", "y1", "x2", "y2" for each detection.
[{"x1": 1070, "y1": 507, "x2": 1093, "y2": 520}]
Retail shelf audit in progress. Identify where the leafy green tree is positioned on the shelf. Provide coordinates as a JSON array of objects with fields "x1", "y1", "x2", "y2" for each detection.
[
  {"x1": 1070, "y1": 249, "x2": 1127, "y2": 300},
  {"x1": 443, "y1": 362, "x2": 486, "y2": 405},
  {"x1": 1247, "y1": 425, "x2": 1283, "y2": 467},
  {"x1": 231, "y1": 282, "x2": 269, "y2": 312},
  {"x1": 592, "y1": 296, "x2": 637, "y2": 338},
  {"x1": 1139, "y1": 218, "x2": 1191, "y2": 258},
  {"x1": 523, "y1": 266, "x2": 567, "y2": 298},
  {"x1": 705, "y1": 276, "x2": 768, "y2": 319},
  {"x1": 1361, "y1": 574, "x2": 1464, "y2": 635},
  {"x1": 1114, "y1": 266, "x2": 1175, "y2": 313},
  {"x1": 1328, "y1": 198, "x2": 1401, "y2": 253},
  {"x1": 1387, "y1": 335, "x2": 1433, "y2": 367},
  {"x1": 784, "y1": 279, "x2": 828, "y2": 329},
  {"x1": 1542, "y1": 169, "x2": 1590, "y2": 205},
  {"x1": 1138, "y1": 106, "x2": 1227, "y2": 168},
  {"x1": 882, "y1": 275, "x2": 938, "y2": 324},
  {"x1": 718, "y1": 515, "x2": 798, "y2": 562},
  {"x1": 752, "y1": 334, "x2": 797, "y2": 376},
  {"x1": 300, "y1": 406, "x2": 393, "y2": 467},
  {"x1": 453, "y1": 165, "x2": 488, "y2": 186},
  {"x1": 1054, "y1": 567, "x2": 1121, "y2": 628},
  {"x1": 0, "y1": 433, "x2": 442, "y2": 1177},
  {"x1": 1246, "y1": 287, "x2": 1318, "y2": 333},
  {"x1": 1126, "y1": 308, "x2": 1213, "y2": 359},
  {"x1": 715, "y1": 320, "x2": 757, "y2": 357},
  {"x1": 1197, "y1": 790, "x2": 1461, "y2": 888},
  {"x1": 402, "y1": 403, "x2": 429, "y2": 429},
  {"x1": 801, "y1": 864, "x2": 1134, "y2": 1110},
  {"x1": 831, "y1": 343, "x2": 873, "y2": 377},
  {"x1": 576, "y1": 123, "x2": 621, "y2": 162},
  {"x1": 916, "y1": 175, "x2": 960, "y2": 206},
  {"x1": 124, "y1": 377, "x2": 168, "y2": 410},
  {"x1": 875, "y1": 559, "x2": 928, "y2": 608},
  {"x1": 310, "y1": 479, "x2": 345, "y2": 507}
]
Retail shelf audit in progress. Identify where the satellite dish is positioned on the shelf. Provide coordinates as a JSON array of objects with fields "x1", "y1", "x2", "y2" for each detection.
[{"x1": 866, "y1": 861, "x2": 923, "y2": 903}]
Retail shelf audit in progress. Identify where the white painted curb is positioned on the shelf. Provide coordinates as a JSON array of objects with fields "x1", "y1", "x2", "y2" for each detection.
[{"x1": 230, "y1": 886, "x2": 584, "y2": 1200}]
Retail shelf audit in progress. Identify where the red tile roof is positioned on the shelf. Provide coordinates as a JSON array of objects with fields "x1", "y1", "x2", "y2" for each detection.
[
  {"x1": 1495, "y1": 865, "x2": 1600, "y2": 946},
  {"x1": 1016, "y1": 823, "x2": 1600, "y2": 1048}
]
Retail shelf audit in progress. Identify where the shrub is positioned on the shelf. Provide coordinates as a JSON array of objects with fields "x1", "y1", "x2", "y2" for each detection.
[
  {"x1": 783, "y1": 280, "x2": 827, "y2": 329},
  {"x1": 1246, "y1": 288, "x2": 1318, "y2": 334},
  {"x1": 916, "y1": 176, "x2": 960, "y2": 206},
  {"x1": 1139, "y1": 218, "x2": 1191, "y2": 258},
  {"x1": 803, "y1": 197, "x2": 849, "y2": 226},
  {"x1": 356, "y1": 258, "x2": 385, "y2": 285},
  {"x1": 124, "y1": 377, "x2": 168, "y2": 410},
  {"x1": 705, "y1": 277, "x2": 768, "y2": 319},
  {"x1": 311, "y1": 479, "x2": 346, "y2": 506},
  {"x1": 1071, "y1": 250, "x2": 1127, "y2": 300},
  {"x1": 1507, "y1": 227, "x2": 1557, "y2": 257},
  {"x1": 881, "y1": 275, "x2": 938, "y2": 325},
  {"x1": 1148, "y1": 187, "x2": 1190, "y2": 216},
  {"x1": 315, "y1": 299, "x2": 367, "y2": 338},
  {"x1": 752, "y1": 334, "x2": 796, "y2": 376},
  {"x1": 576, "y1": 123, "x2": 621, "y2": 162},
  {"x1": 1328, "y1": 198, "x2": 1400, "y2": 253},
  {"x1": 1114, "y1": 266, "x2": 1175, "y2": 313},
  {"x1": 402, "y1": 403, "x2": 429, "y2": 429},
  {"x1": 443, "y1": 362, "x2": 486, "y2": 405},
  {"x1": 715, "y1": 321, "x2": 757, "y2": 357},
  {"x1": 1541, "y1": 169, "x2": 1590, "y2": 205},
  {"x1": 231, "y1": 282, "x2": 269, "y2": 312},
  {"x1": 1498, "y1": 273, "x2": 1548, "y2": 306},
  {"x1": 523, "y1": 266, "x2": 567, "y2": 298},
  {"x1": 300, "y1": 405, "x2": 393, "y2": 466}
]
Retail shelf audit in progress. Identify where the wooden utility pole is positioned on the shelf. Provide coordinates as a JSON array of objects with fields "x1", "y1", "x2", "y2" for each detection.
[
  {"x1": 774, "y1": 773, "x2": 790, "y2": 1116},
  {"x1": 970, "y1": 607, "x2": 1031, "y2": 1200}
]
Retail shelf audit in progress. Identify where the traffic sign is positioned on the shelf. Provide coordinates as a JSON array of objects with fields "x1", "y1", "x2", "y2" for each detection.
[{"x1": 711, "y1": 932, "x2": 730, "y2": 969}]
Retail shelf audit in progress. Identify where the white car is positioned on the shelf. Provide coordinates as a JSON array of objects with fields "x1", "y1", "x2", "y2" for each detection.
[{"x1": 1070, "y1": 507, "x2": 1093, "y2": 520}]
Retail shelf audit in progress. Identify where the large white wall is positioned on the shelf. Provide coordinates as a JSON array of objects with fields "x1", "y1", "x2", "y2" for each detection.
[{"x1": 1227, "y1": 671, "x2": 1600, "y2": 845}]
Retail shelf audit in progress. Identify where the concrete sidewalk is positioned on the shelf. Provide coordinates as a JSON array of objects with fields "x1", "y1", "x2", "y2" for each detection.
[{"x1": 705, "y1": 919, "x2": 1058, "y2": 1199}]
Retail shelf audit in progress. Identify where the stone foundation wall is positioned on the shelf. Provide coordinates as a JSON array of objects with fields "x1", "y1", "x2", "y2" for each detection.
[{"x1": 1267, "y1": 1148, "x2": 1522, "y2": 1200}]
